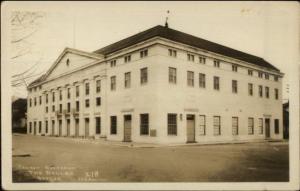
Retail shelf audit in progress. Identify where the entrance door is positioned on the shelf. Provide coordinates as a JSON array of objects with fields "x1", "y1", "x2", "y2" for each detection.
[
  {"x1": 75, "y1": 118, "x2": 79, "y2": 137},
  {"x1": 34, "y1": 122, "x2": 36, "y2": 135},
  {"x1": 265, "y1": 118, "x2": 270, "y2": 138},
  {"x1": 58, "y1": 120, "x2": 62, "y2": 136},
  {"x1": 66, "y1": 119, "x2": 70, "y2": 137},
  {"x1": 186, "y1": 115, "x2": 196, "y2": 143},
  {"x1": 123, "y1": 115, "x2": 132, "y2": 142},
  {"x1": 85, "y1": 118, "x2": 89, "y2": 138}
]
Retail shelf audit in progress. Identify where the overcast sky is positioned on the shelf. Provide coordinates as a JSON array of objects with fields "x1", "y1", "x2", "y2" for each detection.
[{"x1": 3, "y1": 1, "x2": 299, "y2": 101}]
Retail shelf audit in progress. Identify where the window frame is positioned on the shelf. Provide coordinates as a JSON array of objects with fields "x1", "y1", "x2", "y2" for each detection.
[
  {"x1": 140, "y1": 114, "x2": 149, "y2": 135},
  {"x1": 167, "y1": 113, "x2": 177, "y2": 135}
]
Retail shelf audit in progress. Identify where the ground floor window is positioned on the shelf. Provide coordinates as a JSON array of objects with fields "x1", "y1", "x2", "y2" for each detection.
[
  {"x1": 199, "y1": 115, "x2": 206, "y2": 135},
  {"x1": 248, "y1": 118, "x2": 254, "y2": 135},
  {"x1": 213, "y1": 116, "x2": 221, "y2": 135},
  {"x1": 96, "y1": 117, "x2": 101, "y2": 134},
  {"x1": 259, "y1": 118, "x2": 263, "y2": 134},
  {"x1": 232, "y1": 117, "x2": 238, "y2": 135},
  {"x1": 140, "y1": 114, "x2": 149, "y2": 135},
  {"x1": 274, "y1": 119, "x2": 279, "y2": 134},
  {"x1": 45, "y1": 120, "x2": 48, "y2": 133},
  {"x1": 39, "y1": 121, "x2": 42, "y2": 133},
  {"x1": 110, "y1": 116, "x2": 117, "y2": 134},
  {"x1": 167, "y1": 114, "x2": 177, "y2": 135},
  {"x1": 29, "y1": 122, "x2": 32, "y2": 133}
]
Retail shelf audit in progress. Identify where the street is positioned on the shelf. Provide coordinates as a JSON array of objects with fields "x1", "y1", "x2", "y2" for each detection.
[{"x1": 12, "y1": 134, "x2": 289, "y2": 182}]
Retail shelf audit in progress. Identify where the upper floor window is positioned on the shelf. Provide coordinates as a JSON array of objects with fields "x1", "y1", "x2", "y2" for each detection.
[
  {"x1": 275, "y1": 88, "x2": 279, "y2": 100},
  {"x1": 29, "y1": 98, "x2": 32, "y2": 107},
  {"x1": 111, "y1": 76, "x2": 116, "y2": 91},
  {"x1": 187, "y1": 71, "x2": 194, "y2": 87},
  {"x1": 59, "y1": 90, "x2": 62, "y2": 101},
  {"x1": 140, "y1": 49, "x2": 148, "y2": 58},
  {"x1": 265, "y1": 73, "x2": 269, "y2": 80},
  {"x1": 67, "y1": 88, "x2": 71, "y2": 99},
  {"x1": 52, "y1": 105, "x2": 55, "y2": 112},
  {"x1": 168, "y1": 49, "x2": 177, "y2": 57},
  {"x1": 213, "y1": 76, "x2": 220, "y2": 90},
  {"x1": 46, "y1": 94, "x2": 48, "y2": 103},
  {"x1": 34, "y1": 97, "x2": 37, "y2": 106},
  {"x1": 199, "y1": 73, "x2": 206, "y2": 88},
  {"x1": 232, "y1": 80, "x2": 238, "y2": 93},
  {"x1": 125, "y1": 72, "x2": 131, "y2": 88},
  {"x1": 124, "y1": 55, "x2": 131, "y2": 63},
  {"x1": 67, "y1": 102, "x2": 71, "y2": 112},
  {"x1": 59, "y1": 104, "x2": 62, "y2": 113},
  {"x1": 85, "y1": 99, "x2": 90, "y2": 108},
  {"x1": 110, "y1": 60, "x2": 116, "y2": 67},
  {"x1": 140, "y1": 68, "x2": 148, "y2": 85},
  {"x1": 76, "y1": 101, "x2": 80, "y2": 111},
  {"x1": 259, "y1": 85, "x2": 263, "y2": 97},
  {"x1": 187, "y1": 53, "x2": 195, "y2": 62},
  {"x1": 52, "y1": 92, "x2": 55, "y2": 102},
  {"x1": 274, "y1": 75, "x2": 279, "y2": 82},
  {"x1": 248, "y1": 70, "x2": 253, "y2": 76},
  {"x1": 39, "y1": 96, "x2": 42, "y2": 105},
  {"x1": 199, "y1": 56, "x2": 206, "y2": 64},
  {"x1": 265, "y1": 86, "x2": 269, "y2": 98},
  {"x1": 85, "y1": 83, "x2": 90, "y2": 95},
  {"x1": 258, "y1": 72, "x2": 263, "y2": 78},
  {"x1": 96, "y1": 97, "x2": 101, "y2": 106},
  {"x1": 214, "y1": 60, "x2": 220, "y2": 68},
  {"x1": 76, "y1": 86, "x2": 79, "y2": 97},
  {"x1": 232, "y1": 65, "x2": 238, "y2": 72},
  {"x1": 96, "y1": 80, "x2": 101, "y2": 93},
  {"x1": 169, "y1": 67, "x2": 177, "y2": 84},
  {"x1": 248, "y1": 83, "x2": 253, "y2": 96}
]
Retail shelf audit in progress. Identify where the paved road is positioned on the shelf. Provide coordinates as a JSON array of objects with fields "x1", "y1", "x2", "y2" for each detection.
[{"x1": 12, "y1": 134, "x2": 289, "y2": 182}]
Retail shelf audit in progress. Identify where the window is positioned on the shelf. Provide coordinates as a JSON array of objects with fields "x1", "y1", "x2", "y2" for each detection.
[
  {"x1": 67, "y1": 88, "x2": 70, "y2": 99},
  {"x1": 232, "y1": 80, "x2": 238, "y2": 93},
  {"x1": 232, "y1": 65, "x2": 238, "y2": 72},
  {"x1": 265, "y1": 73, "x2": 269, "y2": 80},
  {"x1": 52, "y1": 92, "x2": 55, "y2": 102},
  {"x1": 39, "y1": 96, "x2": 42, "y2": 104},
  {"x1": 66, "y1": 58, "x2": 70, "y2": 66},
  {"x1": 232, "y1": 117, "x2": 238, "y2": 135},
  {"x1": 29, "y1": 122, "x2": 32, "y2": 133},
  {"x1": 199, "y1": 73, "x2": 206, "y2": 88},
  {"x1": 259, "y1": 118, "x2": 263, "y2": 134},
  {"x1": 85, "y1": 99, "x2": 90, "y2": 108},
  {"x1": 274, "y1": 119, "x2": 279, "y2": 134},
  {"x1": 67, "y1": 102, "x2": 71, "y2": 112},
  {"x1": 96, "y1": 97, "x2": 101, "y2": 106},
  {"x1": 214, "y1": 60, "x2": 220, "y2": 68},
  {"x1": 59, "y1": 90, "x2": 62, "y2": 100},
  {"x1": 96, "y1": 80, "x2": 101, "y2": 93},
  {"x1": 140, "y1": 68, "x2": 148, "y2": 84},
  {"x1": 199, "y1": 115, "x2": 206, "y2": 135},
  {"x1": 246, "y1": 83, "x2": 253, "y2": 96},
  {"x1": 213, "y1": 116, "x2": 221, "y2": 135},
  {"x1": 275, "y1": 88, "x2": 279, "y2": 100},
  {"x1": 85, "y1": 83, "x2": 89, "y2": 95},
  {"x1": 46, "y1": 94, "x2": 48, "y2": 103},
  {"x1": 248, "y1": 70, "x2": 253, "y2": 76},
  {"x1": 259, "y1": 85, "x2": 263, "y2": 97},
  {"x1": 124, "y1": 55, "x2": 131, "y2": 63},
  {"x1": 96, "y1": 117, "x2": 101, "y2": 134},
  {"x1": 199, "y1": 56, "x2": 206, "y2": 64},
  {"x1": 214, "y1": 76, "x2": 220, "y2": 90},
  {"x1": 167, "y1": 114, "x2": 177, "y2": 135},
  {"x1": 76, "y1": 86, "x2": 79, "y2": 97},
  {"x1": 248, "y1": 118, "x2": 254, "y2": 135},
  {"x1": 34, "y1": 97, "x2": 37, "y2": 106},
  {"x1": 258, "y1": 72, "x2": 263, "y2": 78},
  {"x1": 110, "y1": 116, "x2": 117, "y2": 134},
  {"x1": 265, "y1": 86, "x2": 269, "y2": 98},
  {"x1": 110, "y1": 60, "x2": 116, "y2": 67},
  {"x1": 187, "y1": 53, "x2": 195, "y2": 62},
  {"x1": 29, "y1": 98, "x2": 32, "y2": 107},
  {"x1": 168, "y1": 49, "x2": 177, "y2": 57},
  {"x1": 140, "y1": 49, "x2": 148, "y2": 58},
  {"x1": 187, "y1": 71, "x2": 194, "y2": 87},
  {"x1": 39, "y1": 121, "x2": 42, "y2": 133},
  {"x1": 45, "y1": 106, "x2": 48, "y2": 113},
  {"x1": 59, "y1": 104, "x2": 62, "y2": 113},
  {"x1": 274, "y1": 75, "x2": 279, "y2": 82},
  {"x1": 111, "y1": 76, "x2": 116, "y2": 91},
  {"x1": 140, "y1": 114, "x2": 149, "y2": 135},
  {"x1": 52, "y1": 105, "x2": 55, "y2": 112},
  {"x1": 45, "y1": 120, "x2": 48, "y2": 134},
  {"x1": 169, "y1": 67, "x2": 177, "y2": 84},
  {"x1": 76, "y1": 101, "x2": 80, "y2": 112},
  {"x1": 124, "y1": 72, "x2": 131, "y2": 88}
]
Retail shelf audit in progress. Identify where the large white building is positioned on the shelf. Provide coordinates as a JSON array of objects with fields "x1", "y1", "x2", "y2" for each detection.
[{"x1": 27, "y1": 25, "x2": 284, "y2": 144}]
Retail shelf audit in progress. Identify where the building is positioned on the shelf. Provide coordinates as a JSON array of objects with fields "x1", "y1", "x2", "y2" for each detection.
[{"x1": 26, "y1": 25, "x2": 284, "y2": 144}]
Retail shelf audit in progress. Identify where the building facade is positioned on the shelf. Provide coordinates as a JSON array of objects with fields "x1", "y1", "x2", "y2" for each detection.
[{"x1": 27, "y1": 25, "x2": 284, "y2": 144}]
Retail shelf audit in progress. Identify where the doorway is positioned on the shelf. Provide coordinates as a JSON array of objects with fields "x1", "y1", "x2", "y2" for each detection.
[
  {"x1": 265, "y1": 118, "x2": 270, "y2": 138},
  {"x1": 187, "y1": 114, "x2": 196, "y2": 143},
  {"x1": 123, "y1": 115, "x2": 132, "y2": 142}
]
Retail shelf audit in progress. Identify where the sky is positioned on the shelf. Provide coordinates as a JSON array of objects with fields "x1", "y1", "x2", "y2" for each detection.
[{"x1": 3, "y1": 1, "x2": 299, "y2": 101}]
